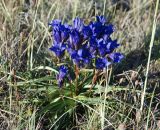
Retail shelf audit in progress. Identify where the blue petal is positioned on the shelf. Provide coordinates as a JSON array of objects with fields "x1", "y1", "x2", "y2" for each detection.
[
  {"x1": 60, "y1": 25, "x2": 70, "y2": 42},
  {"x1": 49, "y1": 43, "x2": 66, "y2": 58},
  {"x1": 57, "y1": 65, "x2": 69, "y2": 87},
  {"x1": 106, "y1": 39, "x2": 119, "y2": 52},
  {"x1": 53, "y1": 27, "x2": 61, "y2": 43},
  {"x1": 109, "y1": 53, "x2": 124, "y2": 63},
  {"x1": 89, "y1": 37, "x2": 98, "y2": 53},
  {"x1": 104, "y1": 24, "x2": 115, "y2": 35},
  {"x1": 89, "y1": 21, "x2": 104, "y2": 38},
  {"x1": 69, "y1": 29, "x2": 82, "y2": 49},
  {"x1": 82, "y1": 25, "x2": 92, "y2": 39},
  {"x1": 96, "y1": 15, "x2": 106, "y2": 24},
  {"x1": 73, "y1": 17, "x2": 84, "y2": 31},
  {"x1": 96, "y1": 58, "x2": 110, "y2": 69}
]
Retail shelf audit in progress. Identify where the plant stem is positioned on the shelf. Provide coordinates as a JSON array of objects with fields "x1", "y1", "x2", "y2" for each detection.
[
  {"x1": 140, "y1": 0, "x2": 159, "y2": 112},
  {"x1": 75, "y1": 65, "x2": 79, "y2": 95}
]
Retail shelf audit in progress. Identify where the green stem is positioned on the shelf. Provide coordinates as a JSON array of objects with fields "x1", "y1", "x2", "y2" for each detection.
[
  {"x1": 75, "y1": 65, "x2": 79, "y2": 95},
  {"x1": 140, "y1": 0, "x2": 159, "y2": 112}
]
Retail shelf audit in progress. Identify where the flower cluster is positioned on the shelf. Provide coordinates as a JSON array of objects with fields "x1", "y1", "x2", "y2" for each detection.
[{"x1": 49, "y1": 16, "x2": 123, "y2": 87}]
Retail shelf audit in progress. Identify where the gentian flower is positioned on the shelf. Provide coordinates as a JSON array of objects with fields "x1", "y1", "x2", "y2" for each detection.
[
  {"x1": 96, "y1": 15, "x2": 106, "y2": 24},
  {"x1": 52, "y1": 26, "x2": 61, "y2": 43},
  {"x1": 106, "y1": 39, "x2": 120, "y2": 53},
  {"x1": 69, "y1": 29, "x2": 82, "y2": 49},
  {"x1": 57, "y1": 65, "x2": 69, "y2": 87},
  {"x1": 49, "y1": 15, "x2": 124, "y2": 88},
  {"x1": 95, "y1": 57, "x2": 110, "y2": 69},
  {"x1": 77, "y1": 46, "x2": 94, "y2": 64},
  {"x1": 49, "y1": 20, "x2": 70, "y2": 43},
  {"x1": 89, "y1": 21, "x2": 104, "y2": 38},
  {"x1": 82, "y1": 25, "x2": 92, "y2": 40},
  {"x1": 109, "y1": 52, "x2": 124, "y2": 63},
  {"x1": 97, "y1": 38, "x2": 119, "y2": 57},
  {"x1": 104, "y1": 24, "x2": 115, "y2": 35},
  {"x1": 49, "y1": 43, "x2": 66, "y2": 58},
  {"x1": 89, "y1": 36, "x2": 98, "y2": 54},
  {"x1": 73, "y1": 17, "x2": 84, "y2": 32},
  {"x1": 68, "y1": 45, "x2": 94, "y2": 68},
  {"x1": 97, "y1": 38, "x2": 108, "y2": 57},
  {"x1": 67, "y1": 49, "x2": 82, "y2": 67},
  {"x1": 60, "y1": 24, "x2": 70, "y2": 42}
]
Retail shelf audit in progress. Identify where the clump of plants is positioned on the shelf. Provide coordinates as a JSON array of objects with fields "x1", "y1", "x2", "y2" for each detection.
[
  {"x1": 49, "y1": 15, "x2": 123, "y2": 89},
  {"x1": 47, "y1": 15, "x2": 124, "y2": 129}
]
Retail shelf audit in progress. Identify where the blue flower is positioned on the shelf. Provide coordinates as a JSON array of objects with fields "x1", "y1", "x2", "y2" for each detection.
[
  {"x1": 109, "y1": 52, "x2": 124, "y2": 63},
  {"x1": 82, "y1": 25, "x2": 92, "y2": 40},
  {"x1": 57, "y1": 65, "x2": 69, "y2": 87},
  {"x1": 89, "y1": 21, "x2": 104, "y2": 38},
  {"x1": 68, "y1": 45, "x2": 94, "y2": 68},
  {"x1": 59, "y1": 24, "x2": 70, "y2": 42},
  {"x1": 97, "y1": 38, "x2": 108, "y2": 57},
  {"x1": 89, "y1": 36, "x2": 98, "y2": 54},
  {"x1": 73, "y1": 17, "x2": 84, "y2": 32},
  {"x1": 49, "y1": 43, "x2": 66, "y2": 58},
  {"x1": 96, "y1": 15, "x2": 106, "y2": 24},
  {"x1": 104, "y1": 24, "x2": 115, "y2": 35},
  {"x1": 49, "y1": 16, "x2": 124, "y2": 88},
  {"x1": 106, "y1": 39, "x2": 119, "y2": 53},
  {"x1": 95, "y1": 58, "x2": 110, "y2": 69},
  {"x1": 97, "y1": 38, "x2": 119, "y2": 57},
  {"x1": 69, "y1": 29, "x2": 82, "y2": 49},
  {"x1": 49, "y1": 20, "x2": 70, "y2": 43},
  {"x1": 68, "y1": 49, "x2": 82, "y2": 67},
  {"x1": 77, "y1": 46, "x2": 94, "y2": 64},
  {"x1": 52, "y1": 26, "x2": 61, "y2": 43}
]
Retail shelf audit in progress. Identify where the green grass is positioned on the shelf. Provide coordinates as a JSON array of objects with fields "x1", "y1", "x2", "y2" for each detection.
[{"x1": 0, "y1": 0, "x2": 160, "y2": 130}]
